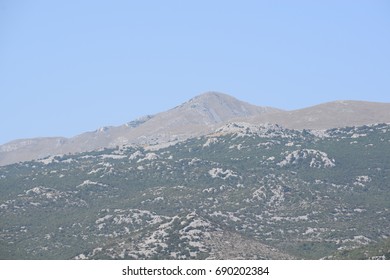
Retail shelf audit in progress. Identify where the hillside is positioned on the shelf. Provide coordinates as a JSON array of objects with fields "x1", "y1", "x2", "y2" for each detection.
[{"x1": 1, "y1": 122, "x2": 389, "y2": 259}]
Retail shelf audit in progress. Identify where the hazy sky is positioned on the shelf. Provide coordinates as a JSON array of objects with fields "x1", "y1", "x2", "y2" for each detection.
[{"x1": 1, "y1": 0, "x2": 389, "y2": 144}]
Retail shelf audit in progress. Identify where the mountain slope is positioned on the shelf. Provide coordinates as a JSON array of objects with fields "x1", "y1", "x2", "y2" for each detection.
[
  {"x1": 1, "y1": 92, "x2": 390, "y2": 166},
  {"x1": 1, "y1": 122, "x2": 389, "y2": 259}
]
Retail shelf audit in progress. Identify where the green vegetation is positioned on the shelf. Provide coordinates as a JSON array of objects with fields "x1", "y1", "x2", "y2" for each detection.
[{"x1": 0, "y1": 123, "x2": 389, "y2": 259}]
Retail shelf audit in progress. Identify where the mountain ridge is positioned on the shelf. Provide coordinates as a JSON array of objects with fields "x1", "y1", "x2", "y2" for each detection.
[
  {"x1": 1, "y1": 92, "x2": 390, "y2": 166},
  {"x1": 247, "y1": 99, "x2": 390, "y2": 130}
]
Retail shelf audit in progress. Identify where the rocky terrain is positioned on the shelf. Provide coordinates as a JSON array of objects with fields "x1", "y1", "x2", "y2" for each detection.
[{"x1": 1, "y1": 121, "x2": 389, "y2": 259}]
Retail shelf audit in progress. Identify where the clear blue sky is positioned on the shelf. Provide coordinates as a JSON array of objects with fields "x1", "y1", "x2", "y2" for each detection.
[{"x1": 1, "y1": 0, "x2": 389, "y2": 144}]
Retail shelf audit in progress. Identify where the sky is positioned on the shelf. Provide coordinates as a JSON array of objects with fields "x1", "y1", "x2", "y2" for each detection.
[{"x1": 1, "y1": 0, "x2": 389, "y2": 144}]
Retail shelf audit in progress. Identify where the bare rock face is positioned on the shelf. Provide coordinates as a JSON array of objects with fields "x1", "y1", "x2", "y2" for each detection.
[{"x1": 1, "y1": 92, "x2": 390, "y2": 166}]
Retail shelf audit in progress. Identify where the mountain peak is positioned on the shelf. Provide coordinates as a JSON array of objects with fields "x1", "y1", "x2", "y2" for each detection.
[
  {"x1": 175, "y1": 92, "x2": 277, "y2": 125},
  {"x1": 191, "y1": 91, "x2": 235, "y2": 100},
  {"x1": 183, "y1": 92, "x2": 235, "y2": 106}
]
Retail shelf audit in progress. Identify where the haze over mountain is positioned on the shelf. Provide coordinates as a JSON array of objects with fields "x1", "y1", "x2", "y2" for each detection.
[{"x1": 1, "y1": 92, "x2": 390, "y2": 166}]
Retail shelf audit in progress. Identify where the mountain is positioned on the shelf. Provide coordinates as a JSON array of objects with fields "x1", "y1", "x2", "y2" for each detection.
[
  {"x1": 1, "y1": 122, "x2": 389, "y2": 259},
  {"x1": 248, "y1": 100, "x2": 390, "y2": 129},
  {"x1": 0, "y1": 92, "x2": 280, "y2": 166},
  {"x1": 1, "y1": 92, "x2": 390, "y2": 166}
]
